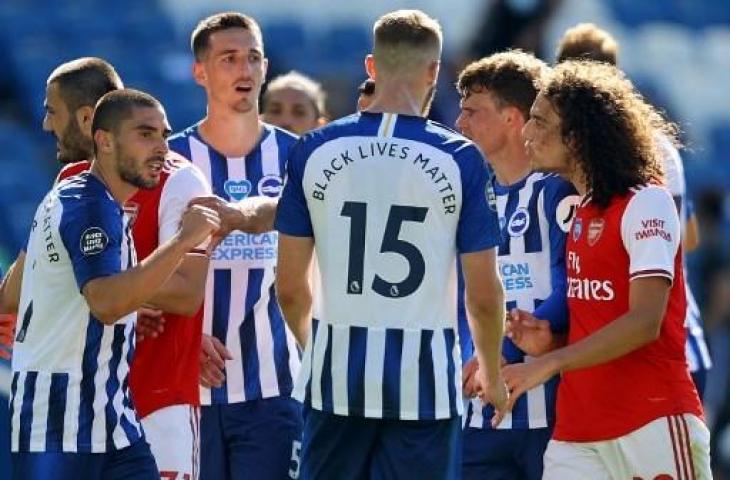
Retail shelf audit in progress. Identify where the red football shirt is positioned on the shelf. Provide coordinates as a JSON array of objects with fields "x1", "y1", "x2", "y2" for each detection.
[
  {"x1": 554, "y1": 185, "x2": 703, "y2": 442},
  {"x1": 58, "y1": 154, "x2": 211, "y2": 418}
]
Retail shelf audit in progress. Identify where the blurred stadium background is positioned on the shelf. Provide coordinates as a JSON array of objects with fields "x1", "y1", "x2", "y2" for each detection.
[{"x1": 0, "y1": 0, "x2": 728, "y2": 476}]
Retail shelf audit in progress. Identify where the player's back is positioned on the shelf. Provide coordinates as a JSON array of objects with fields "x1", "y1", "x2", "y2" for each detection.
[
  {"x1": 11, "y1": 172, "x2": 141, "y2": 453},
  {"x1": 280, "y1": 112, "x2": 499, "y2": 420}
]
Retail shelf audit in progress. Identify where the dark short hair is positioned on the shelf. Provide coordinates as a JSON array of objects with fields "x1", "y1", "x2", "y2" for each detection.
[
  {"x1": 191, "y1": 12, "x2": 263, "y2": 61},
  {"x1": 556, "y1": 23, "x2": 618, "y2": 66},
  {"x1": 457, "y1": 50, "x2": 548, "y2": 119},
  {"x1": 358, "y1": 78, "x2": 375, "y2": 96},
  {"x1": 47, "y1": 57, "x2": 123, "y2": 113},
  {"x1": 92, "y1": 89, "x2": 162, "y2": 146}
]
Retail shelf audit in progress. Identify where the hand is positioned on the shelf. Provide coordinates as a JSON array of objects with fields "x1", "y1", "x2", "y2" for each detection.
[
  {"x1": 178, "y1": 204, "x2": 221, "y2": 252},
  {"x1": 462, "y1": 357, "x2": 481, "y2": 398},
  {"x1": 136, "y1": 307, "x2": 164, "y2": 342},
  {"x1": 477, "y1": 371, "x2": 509, "y2": 428},
  {"x1": 506, "y1": 308, "x2": 555, "y2": 357},
  {"x1": 200, "y1": 334, "x2": 234, "y2": 388},
  {"x1": 0, "y1": 313, "x2": 17, "y2": 360},
  {"x1": 502, "y1": 356, "x2": 558, "y2": 413},
  {"x1": 187, "y1": 196, "x2": 243, "y2": 253}
]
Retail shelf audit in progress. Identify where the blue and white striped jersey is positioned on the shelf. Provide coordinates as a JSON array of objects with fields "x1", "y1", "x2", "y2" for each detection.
[
  {"x1": 275, "y1": 112, "x2": 501, "y2": 420},
  {"x1": 460, "y1": 172, "x2": 578, "y2": 430},
  {"x1": 660, "y1": 137, "x2": 712, "y2": 372},
  {"x1": 10, "y1": 172, "x2": 142, "y2": 453},
  {"x1": 168, "y1": 123, "x2": 301, "y2": 405}
]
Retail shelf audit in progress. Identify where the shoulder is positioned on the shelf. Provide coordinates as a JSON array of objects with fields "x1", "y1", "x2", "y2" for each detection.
[
  {"x1": 167, "y1": 124, "x2": 200, "y2": 156},
  {"x1": 57, "y1": 174, "x2": 122, "y2": 223},
  {"x1": 621, "y1": 184, "x2": 677, "y2": 225},
  {"x1": 57, "y1": 160, "x2": 92, "y2": 182}
]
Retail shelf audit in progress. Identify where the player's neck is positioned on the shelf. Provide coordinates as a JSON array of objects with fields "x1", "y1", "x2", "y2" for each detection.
[
  {"x1": 365, "y1": 82, "x2": 428, "y2": 117},
  {"x1": 489, "y1": 141, "x2": 531, "y2": 186},
  {"x1": 90, "y1": 159, "x2": 137, "y2": 204},
  {"x1": 198, "y1": 107, "x2": 263, "y2": 157}
]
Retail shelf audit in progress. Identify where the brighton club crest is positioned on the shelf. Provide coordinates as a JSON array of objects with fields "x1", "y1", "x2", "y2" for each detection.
[{"x1": 572, "y1": 217, "x2": 583, "y2": 242}]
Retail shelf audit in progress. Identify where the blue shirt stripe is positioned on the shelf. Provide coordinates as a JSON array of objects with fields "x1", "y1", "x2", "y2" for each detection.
[
  {"x1": 241, "y1": 268, "x2": 264, "y2": 399},
  {"x1": 45, "y1": 373, "x2": 68, "y2": 451},
  {"x1": 267, "y1": 283, "x2": 294, "y2": 396},
  {"x1": 346, "y1": 326, "x2": 368, "y2": 416},
  {"x1": 444, "y1": 330, "x2": 458, "y2": 417},
  {"x1": 18, "y1": 371, "x2": 37, "y2": 451},
  {"x1": 418, "y1": 330, "x2": 436, "y2": 420},
  {"x1": 77, "y1": 315, "x2": 103, "y2": 452},
  {"x1": 320, "y1": 324, "x2": 334, "y2": 412},
  {"x1": 382, "y1": 329, "x2": 403, "y2": 416},
  {"x1": 210, "y1": 269, "x2": 231, "y2": 404}
]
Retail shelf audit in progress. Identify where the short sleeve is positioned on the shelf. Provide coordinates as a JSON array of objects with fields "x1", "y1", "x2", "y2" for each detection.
[
  {"x1": 274, "y1": 139, "x2": 314, "y2": 237},
  {"x1": 456, "y1": 146, "x2": 500, "y2": 253},
  {"x1": 620, "y1": 186, "x2": 680, "y2": 282},
  {"x1": 59, "y1": 199, "x2": 124, "y2": 291},
  {"x1": 159, "y1": 164, "x2": 212, "y2": 248}
]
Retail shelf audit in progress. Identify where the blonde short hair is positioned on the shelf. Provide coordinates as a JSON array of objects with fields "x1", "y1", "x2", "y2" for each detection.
[{"x1": 373, "y1": 10, "x2": 442, "y2": 75}]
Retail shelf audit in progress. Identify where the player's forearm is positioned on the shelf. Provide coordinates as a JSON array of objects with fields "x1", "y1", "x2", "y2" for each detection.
[
  {"x1": 233, "y1": 197, "x2": 279, "y2": 234},
  {"x1": 278, "y1": 286, "x2": 312, "y2": 348},
  {"x1": 546, "y1": 306, "x2": 663, "y2": 374},
  {"x1": 466, "y1": 286, "x2": 506, "y2": 381},
  {"x1": 0, "y1": 252, "x2": 25, "y2": 314},
  {"x1": 146, "y1": 255, "x2": 209, "y2": 315},
  {"x1": 83, "y1": 235, "x2": 191, "y2": 324}
]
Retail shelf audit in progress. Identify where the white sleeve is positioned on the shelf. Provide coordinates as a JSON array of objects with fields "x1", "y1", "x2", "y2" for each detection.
[
  {"x1": 158, "y1": 163, "x2": 213, "y2": 248},
  {"x1": 620, "y1": 186, "x2": 680, "y2": 283},
  {"x1": 657, "y1": 134, "x2": 685, "y2": 198}
]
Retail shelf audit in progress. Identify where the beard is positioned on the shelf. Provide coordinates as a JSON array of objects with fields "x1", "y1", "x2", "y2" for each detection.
[
  {"x1": 116, "y1": 150, "x2": 160, "y2": 190},
  {"x1": 57, "y1": 121, "x2": 93, "y2": 164}
]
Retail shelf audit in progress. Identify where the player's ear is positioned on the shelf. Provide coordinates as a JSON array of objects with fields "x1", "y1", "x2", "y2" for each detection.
[
  {"x1": 426, "y1": 60, "x2": 440, "y2": 86},
  {"x1": 192, "y1": 61, "x2": 206, "y2": 87},
  {"x1": 75, "y1": 105, "x2": 94, "y2": 138},
  {"x1": 262, "y1": 57, "x2": 269, "y2": 81},
  {"x1": 93, "y1": 129, "x2": 114, "y2": 155},
  {"x1": 365, "y1": 55, "x2": 376, "y2": 81}
]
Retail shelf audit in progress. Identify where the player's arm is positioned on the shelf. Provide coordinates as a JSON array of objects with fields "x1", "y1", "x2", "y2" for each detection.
[
  {"x1": 503, "y1": 187, "x2": 680, "y2": 402},
  {"x1": 144, "y1": 254, "x2": 209, "y2": 316},
  {"x1": 143, "y1": 164, "x2": 213, "y2": 316},
  {"x1": 0, "y1": 251, "x2": 24, "y2": 314},
  {"x1": 82, "y1": 206, "x2": 219, "y2": 325},
  {"x1": 273, "y1": 138, "x2": 314, "y2": 348},
  {"x1": 461, "y1": 248, "x2": 506, "y2": 387},
  {"x1": 189, "y1": 195, "x2": 278, "y2": 253},
  {"x1": 276, "y1": 234, "x2": 314, "y2": 348}
]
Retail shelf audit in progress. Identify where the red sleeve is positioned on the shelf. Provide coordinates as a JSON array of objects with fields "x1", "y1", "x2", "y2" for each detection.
[{"x1": 56, "y1": 161, "x2": 92, "y2": 183}]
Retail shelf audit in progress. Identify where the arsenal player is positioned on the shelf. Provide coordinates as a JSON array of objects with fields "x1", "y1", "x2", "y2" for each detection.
[{"x1": 505, "y1": 60, "x2": 710, "y2": 479}]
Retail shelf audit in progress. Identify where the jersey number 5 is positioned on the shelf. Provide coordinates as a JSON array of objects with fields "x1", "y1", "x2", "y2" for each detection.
[{"x1": 341, "y1": 201, "x2": 428, "y2": 298}]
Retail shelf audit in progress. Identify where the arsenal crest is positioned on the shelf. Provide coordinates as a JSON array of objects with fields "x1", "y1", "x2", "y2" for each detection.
[{"x1": 587, "y1": 218, "x2": 605, "y2": 246}]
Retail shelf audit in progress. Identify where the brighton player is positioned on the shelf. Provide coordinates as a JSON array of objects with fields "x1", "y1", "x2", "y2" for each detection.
[
  {"x1": 167, "y1": 12, "x2": 302, "y2": 480},
  {"x1": 455, "y1": 51, "x2": 578, "y2": 479},
  {"x1": 505, "y1": 61, "x2": 710, "y2": 479},
  {"x1": 10, "y1": 89, "x2": 219, "y2": 479},
  {"x1": 554, "y1": 22, "x2": 712, "y2": 397},
  {"x1": 0, "y1": 58, "x2": 124, "y2": 344},
  {"x1": 262, "y1": 71, "x2": 327, "y2": 135},
  {"x1": 46, "y1": 57, "x2": 214, "y2": 479},
  {"x1": 275, "y1": 10, "x2": 507, "y2": 479}
]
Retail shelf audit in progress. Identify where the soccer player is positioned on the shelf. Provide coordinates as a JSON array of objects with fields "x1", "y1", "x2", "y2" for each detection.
[
  {"x1": 262, "y1": 71, "x2": 327, "y2": 135},
  {"x1": 0, "y1": 58, "x2": 124, "y2": 355},
  {"x1": 504, "y1": 60, "x2": 710, "y2": 479},
  {"x1": 454, "y1": 51, "x2": 578, "y2": 480},
  {"x1": 357, "y1": 78, "x2": 375, "y2": 111},
  {"x1": 41, "y1": 57, "x2": 213, "y2": 480},
  {"x1": 275, "y1": 10, "x2": 508, "y2": 479},
  {"x1": 167, "y1": 12, "x2": 302, "y2": 479},
  {"x1": 554, "y1": 22, "x2": 713, "y2": 398},
  {"x1": 10, "y1": 89, "x2": 219, "y2": 479}
]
